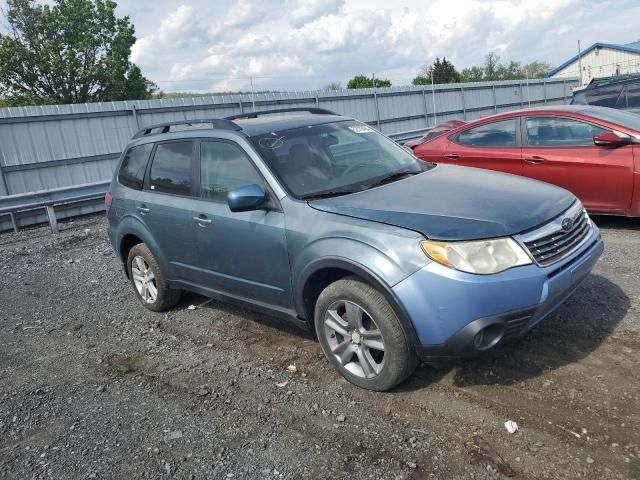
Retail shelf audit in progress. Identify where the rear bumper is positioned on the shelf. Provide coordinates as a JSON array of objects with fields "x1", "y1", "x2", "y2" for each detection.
[{"x1": 393, "y1": 226, "x2": 603, "y2": 358}]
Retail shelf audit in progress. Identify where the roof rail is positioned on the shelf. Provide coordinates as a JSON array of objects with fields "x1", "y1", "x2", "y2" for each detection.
[
  {"x1": 132, "y1": 119, "x2": 242, "y2": 139},
  {"x1": 225, "y1": 107, "x2": 338, "y2": 120}
]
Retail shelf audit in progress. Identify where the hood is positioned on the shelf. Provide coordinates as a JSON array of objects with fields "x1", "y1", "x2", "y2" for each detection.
[{"x1": 309, "y1": 164, "x2": 576, "y2": 241}]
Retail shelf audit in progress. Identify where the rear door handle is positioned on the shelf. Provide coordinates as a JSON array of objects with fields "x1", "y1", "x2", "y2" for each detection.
[
  {"x1": 193, "y1": 215, "x2": 212, "y2": 226},
  {"x1": 524, "y1": 155, "x2": 547, "y2": 164},
  {"x1": 445, "y1": 153, "x2": 460, "y2": 160},
  {"x1": 137, "y1": 206, "x2": 150, "y2": 214}
]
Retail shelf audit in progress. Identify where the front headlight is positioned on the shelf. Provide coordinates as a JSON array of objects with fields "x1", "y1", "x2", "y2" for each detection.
[{"x1": 421, "y1": 237, "x2": 532, "y2": 275}]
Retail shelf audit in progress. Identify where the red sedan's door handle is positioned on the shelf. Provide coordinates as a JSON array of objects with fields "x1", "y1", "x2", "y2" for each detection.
[
  {"x1": 445, "y1": 153, "x2": 460, "y2": 160},
  {"x1": 524, "y1": 155, "x2": 547, "y2": 164}
]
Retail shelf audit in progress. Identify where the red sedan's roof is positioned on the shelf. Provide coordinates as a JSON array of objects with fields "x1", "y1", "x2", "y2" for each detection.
[{"x1": 449, "y1": 105, "x2": 640, "y2": 135}]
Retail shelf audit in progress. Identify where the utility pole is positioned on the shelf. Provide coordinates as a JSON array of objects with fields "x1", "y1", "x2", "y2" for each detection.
[{"x1": 577, "y1": 40, "x2": 583, "y2": 87}]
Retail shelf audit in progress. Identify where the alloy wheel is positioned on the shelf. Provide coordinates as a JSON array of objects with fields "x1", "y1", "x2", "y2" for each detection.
[
  {"x1": 131, "y1": 255, "x2": 158, "y2": 304},
  {"x1": 323, "y1": 300, "x2": 386, "y2": 379}
]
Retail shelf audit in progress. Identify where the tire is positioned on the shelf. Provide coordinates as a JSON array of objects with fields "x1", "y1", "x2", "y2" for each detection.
[
  {"x1": 314, "y1": 276, "x2": 417, "y2": 391},
  {"x1": 127, "y1": 243, "x2": 182, "y2": 312}
]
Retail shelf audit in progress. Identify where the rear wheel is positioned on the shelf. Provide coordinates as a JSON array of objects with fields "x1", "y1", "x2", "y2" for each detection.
[
  {"x1": 314, "y1": 276, "x2": 417, "y2": 391},
  {"x1": 127, "y1": 243, "x2": 181, "y2": 312}
]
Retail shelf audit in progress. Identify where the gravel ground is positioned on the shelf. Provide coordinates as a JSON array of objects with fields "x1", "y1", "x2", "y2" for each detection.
[{"x1": 0, "y1": 214, "x2": 639, "y2": 479}]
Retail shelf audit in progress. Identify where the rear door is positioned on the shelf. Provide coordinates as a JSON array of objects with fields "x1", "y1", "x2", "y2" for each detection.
[
  {"x1": 439, "y1": 118, "x2": 523, "y2": 175},
  {"x1": 136, "y1": 140, "x2": 199, "y2": 279},
  {"x1": 521, "y1": 115, "x2": 634, "y2": 213},
  {"x1": 190, "y1": 139, "x2": 291, "y2": 308}
]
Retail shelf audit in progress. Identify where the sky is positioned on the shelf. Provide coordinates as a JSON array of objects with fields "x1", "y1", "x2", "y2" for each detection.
[{"x1": 3, "y1": 0, "x2": 640, "y2": 93}]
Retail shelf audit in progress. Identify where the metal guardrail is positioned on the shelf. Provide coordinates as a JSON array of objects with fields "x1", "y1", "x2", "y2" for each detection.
[
  {"x1": 0, "y1": 181, "x2": 109, "y2": 234},
  {"x1": 387, "y1": 127, "x2": 432, "y2": 143}
]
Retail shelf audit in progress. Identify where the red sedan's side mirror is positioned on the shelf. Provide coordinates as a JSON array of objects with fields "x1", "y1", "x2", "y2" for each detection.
[{"x1": 593, "y1": 131, "x2": 631, "y2": 148}]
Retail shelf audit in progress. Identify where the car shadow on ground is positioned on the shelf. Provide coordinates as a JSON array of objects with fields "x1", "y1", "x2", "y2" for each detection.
[
  {"x1": 400, "y1": 273, "x2": 630, "y2": 391},
  {"x1": 591, "y1": 214, "x2": 640, "y2": 231},
  {"x1": 172, "y1": 272, "x2": 628, "y2": 392}
]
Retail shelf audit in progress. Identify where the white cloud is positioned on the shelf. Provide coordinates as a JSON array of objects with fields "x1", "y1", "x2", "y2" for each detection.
[
  {"x1": 123, "y1": 0, "x2": 640, "y2": 92},
  {"x1": 288, "y1": 0, "x2": 345, "y2": 27}
]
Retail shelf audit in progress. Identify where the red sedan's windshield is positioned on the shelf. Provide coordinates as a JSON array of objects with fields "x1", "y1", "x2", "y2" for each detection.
[{"x1": 587, "y1": 106, "x2": 640, "y2": 132}]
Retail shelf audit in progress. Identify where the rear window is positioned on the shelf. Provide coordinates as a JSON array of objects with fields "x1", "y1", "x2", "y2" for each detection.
[
  {"x1": 149, "y1": 141, "x2": 194, "y2": 196},
  {"x1": 118, "y1": 144, "x2": 153, "y2": 190}
]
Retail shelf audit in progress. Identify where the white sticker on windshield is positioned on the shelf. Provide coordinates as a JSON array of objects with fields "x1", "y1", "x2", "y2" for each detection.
[{"x1": 348, "y1": 125, "x2": 375, "y2": 134}]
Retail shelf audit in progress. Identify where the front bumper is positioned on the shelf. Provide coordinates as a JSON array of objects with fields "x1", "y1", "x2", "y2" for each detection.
[{"x1": 393, "y1": 225, "x2": 603, "y2": 358}]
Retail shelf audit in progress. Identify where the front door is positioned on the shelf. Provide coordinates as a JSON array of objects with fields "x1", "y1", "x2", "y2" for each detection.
[
  {"x1": 191, "y1": 139, "x2": 291, "y2": 308},
  {"x1": 521, "y1": 116, "x2": 634, "y2": 213}
]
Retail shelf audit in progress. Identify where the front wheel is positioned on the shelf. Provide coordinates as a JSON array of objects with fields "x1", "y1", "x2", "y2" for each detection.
[{"x1": 314, "y1": 276, "x2": 417, "y2": 391}]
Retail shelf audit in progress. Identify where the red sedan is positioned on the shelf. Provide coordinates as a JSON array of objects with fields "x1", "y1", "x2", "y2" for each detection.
[{"x1": 413, "y1": 106, "x2": 640, "y2": 216}]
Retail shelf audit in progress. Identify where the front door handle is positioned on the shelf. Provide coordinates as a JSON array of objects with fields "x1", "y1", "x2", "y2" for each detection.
[
  {"x1": 524, "y1": 155, "x2": 547, "y2": 164},
  {"x1": 193, "y1": 215, "x2": 212, "y2": 226},
  {"x1": 445, "y1": 153, "x2": 460, "y2": 160},
  {"x1": 137, "y1": 206, "x2": 150, "y2": 214}
]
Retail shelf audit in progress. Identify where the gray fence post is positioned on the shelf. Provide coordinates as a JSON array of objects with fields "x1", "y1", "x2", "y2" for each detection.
[
  {"x1": 519, "y1": 83, "x2": 524, "y2": 108},
  {"x1": 373, "y1": 89, "x2": 381, "y2": 129},
  {"x1": 315, "y1": 95, "x2": 320, "y2": 107},
  {"x1": 543, "y1": 79, "x2": 547, "y2": 104},
  {"x1": 131, "y1": 105, "x2": 140, "y2": 129},
  {"x1": 238, "y1": 100, "x2": 244, "y2": 114},
  {"x1": 460, "y1": 86, "x2": 466, "y2": 120},
  {"x1": 492, "y1": 85, "x2": 498, "y2": 113},
  {"x1": 45, "y1": 205, "x2": 59, "y2": 234}
]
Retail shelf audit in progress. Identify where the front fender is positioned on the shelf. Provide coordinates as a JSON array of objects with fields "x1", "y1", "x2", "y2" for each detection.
[{"x1": 293, "y1": 255, "x2": 422, "y2": 348}]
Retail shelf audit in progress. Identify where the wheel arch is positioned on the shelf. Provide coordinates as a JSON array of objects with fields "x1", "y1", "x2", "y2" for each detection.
[{"x1": 295, "y1": 257, "x2": 420, "y2": 348}]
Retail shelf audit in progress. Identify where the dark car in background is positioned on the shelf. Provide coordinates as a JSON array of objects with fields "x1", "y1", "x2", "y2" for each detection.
[
  {"x1": 414, "y1": 105, "x2": 640, "y2": 216},
  {"x1": 106, "y1": 108, "x2": 602, "y2": 391},
  {"x1": 571, "y1": 74, "x2": 640, "y2": 113}
]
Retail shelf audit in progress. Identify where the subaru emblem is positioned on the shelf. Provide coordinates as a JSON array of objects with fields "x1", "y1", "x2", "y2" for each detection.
[{"x1": 561, "y1": 217, "x2": 574, "y2": 232}]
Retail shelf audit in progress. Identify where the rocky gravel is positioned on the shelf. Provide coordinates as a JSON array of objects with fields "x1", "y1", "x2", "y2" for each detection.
[{"x1": 0, "y1": 214, "x2": 639, "y2": 479}]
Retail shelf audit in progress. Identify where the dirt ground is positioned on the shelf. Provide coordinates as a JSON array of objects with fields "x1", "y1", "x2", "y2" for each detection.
[{"x1": 0, "y1": 213, "x2": 638, "y2": 479}]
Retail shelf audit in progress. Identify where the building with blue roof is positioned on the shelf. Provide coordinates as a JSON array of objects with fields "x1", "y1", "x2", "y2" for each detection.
[{"x1": 545, "y1": 41, "x2": 640, "y2": 87}]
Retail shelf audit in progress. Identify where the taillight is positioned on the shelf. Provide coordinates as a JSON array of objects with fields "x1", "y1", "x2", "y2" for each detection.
[{"x1": 105, "y1": 192, "x2": 113, "y2": 213}]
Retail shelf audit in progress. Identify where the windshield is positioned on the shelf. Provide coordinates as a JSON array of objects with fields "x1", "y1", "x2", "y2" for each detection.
[
  {"x1": 588, "y1": 106, "x2": 640, "y2": 131},
  {"x1": 250, "y1": 120, "x2": 432, "y2": 198}
]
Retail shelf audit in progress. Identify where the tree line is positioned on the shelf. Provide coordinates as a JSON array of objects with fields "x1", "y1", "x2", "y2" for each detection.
[
  {"x1": 0, "y1": 0, "x2": 554, "y2": 107},
  {"x1": 331, "y1": 54, "x2": 552, "y2": 90}
]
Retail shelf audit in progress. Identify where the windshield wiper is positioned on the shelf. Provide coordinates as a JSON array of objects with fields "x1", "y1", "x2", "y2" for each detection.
[
  {"x1": 365, "y1": 170, "x2": 420, "y2": 190},
  {"x1": 301, "y1": 190, "x2": 356, "y2": 200}
]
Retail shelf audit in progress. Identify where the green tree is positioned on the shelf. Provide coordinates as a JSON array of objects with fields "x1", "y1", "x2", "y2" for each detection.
[
  {"x1": 483, "y1": 51, "x2": 501, "y2": 81},
  {"x1": 412, "y1": 57, "x2": 460, "y2": 85},
  {"x1": 323, "y1": 81, "x2": 342, "y2": 91},
  {"x1": 520, "y1": 61, "x2": 553, "y2": 79},
  {"x1": 459, "y1": 66, "x2": 484, "y2": 83},
  {"x1": 347, "y1": 75, "x2": 391, "y2": 89},
  {"x1": 0, "y1": 0, "x2": 156, "y2": 106}
]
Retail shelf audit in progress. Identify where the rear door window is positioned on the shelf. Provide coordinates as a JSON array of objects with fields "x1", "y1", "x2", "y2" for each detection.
[
  {"x1": 455, "y1": 119, "x2": 517, "y2": 147},
  {"x1": 118, "y1": 143, "x2": 153, "y2": 190},
  {"x1": 525, "y1": 117, "x2": 608, "y2": 146},
  {"x1": 149, "y1": 141, "x2": 194, "y2": 196}
]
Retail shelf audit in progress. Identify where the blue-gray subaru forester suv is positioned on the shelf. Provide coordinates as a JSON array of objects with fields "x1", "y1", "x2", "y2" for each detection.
[{"x1": 106, "y1": 108, "x2": 603, "y2": 391}]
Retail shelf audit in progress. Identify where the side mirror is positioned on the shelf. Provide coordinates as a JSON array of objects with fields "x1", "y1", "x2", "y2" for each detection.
[
  {"x1": 227, "y1": 184, "x2": 266, "y2": 212},
  {"x1": 593, "y1": 131, "x2": 631, "y2": 148}
]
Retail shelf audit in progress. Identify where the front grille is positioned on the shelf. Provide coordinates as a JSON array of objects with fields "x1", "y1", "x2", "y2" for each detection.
[{"x1": 523, "y1": 208, "x2": 590, "y2": 266}]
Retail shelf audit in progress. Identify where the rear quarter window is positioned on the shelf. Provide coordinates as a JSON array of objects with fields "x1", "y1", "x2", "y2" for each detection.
[{"x1": 118, "y1": 143, "x2": 154, "y2": 190}]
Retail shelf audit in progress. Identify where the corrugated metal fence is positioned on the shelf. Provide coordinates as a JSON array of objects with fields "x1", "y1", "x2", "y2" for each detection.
[{"x1": 0, "y1": 77, "x2": 577, "y2": 231}]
